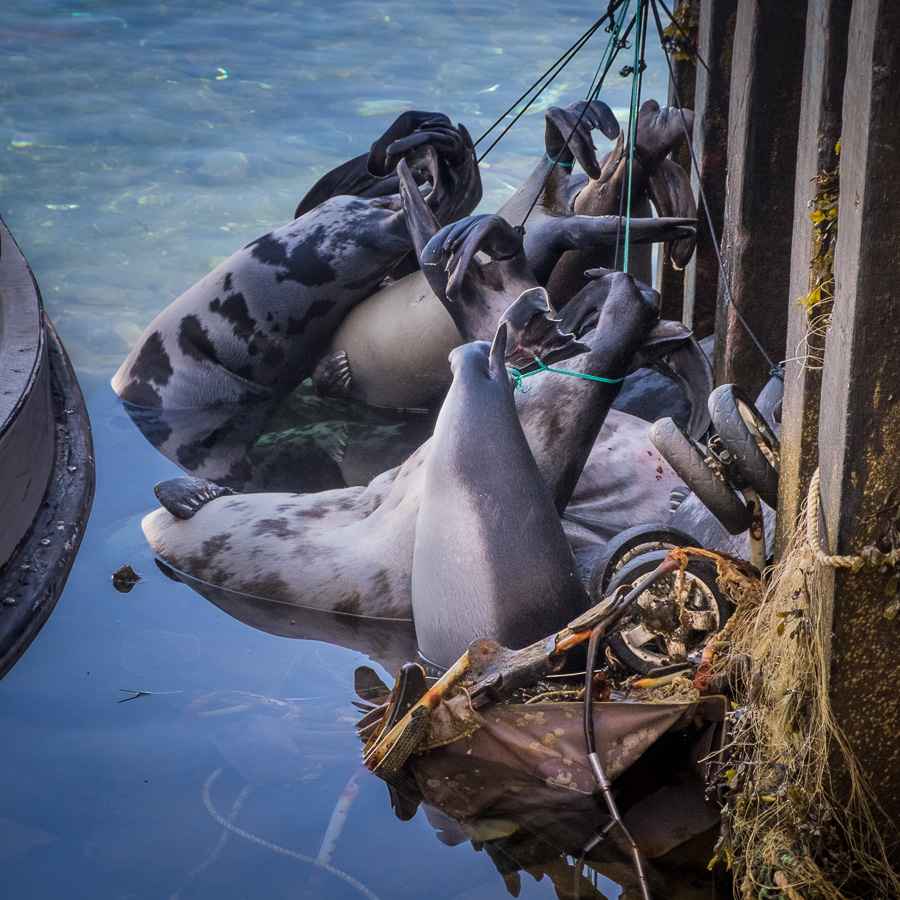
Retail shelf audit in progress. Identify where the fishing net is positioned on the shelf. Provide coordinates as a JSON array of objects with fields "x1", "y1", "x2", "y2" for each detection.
[{"x1": 710, "y1": 473, "x2": 900, "y2": 899}]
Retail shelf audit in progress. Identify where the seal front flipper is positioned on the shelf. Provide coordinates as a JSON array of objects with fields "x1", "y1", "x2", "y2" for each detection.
[
  {"x1": 312, "y1": 349, "x2": 354, "y2": 401},
  {"x1": 396, "y1": 159, "x2": 441, "y2": 261},
  {"x1": 154, "y1": 477, "x2": 236, "y2": 520}
]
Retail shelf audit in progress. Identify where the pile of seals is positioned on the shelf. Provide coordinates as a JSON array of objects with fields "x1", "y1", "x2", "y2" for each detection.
[{"x1": 113, "y1": 100, "x2": 707, "y2": 668}]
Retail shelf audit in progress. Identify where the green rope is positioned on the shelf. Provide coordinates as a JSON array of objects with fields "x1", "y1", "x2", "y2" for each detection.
[
  {"x1": 507, "y1": 357, "x2": 626, "y2": 392},
  {"x1": 546, "y1": 154, "x2": 575, "y2": 167},
  {"x1": 623, "y1": 0, "x2": 645, "y2": 273},
  {"x1": 588, "y1": 0, "x2": 632, "y2": 101}
]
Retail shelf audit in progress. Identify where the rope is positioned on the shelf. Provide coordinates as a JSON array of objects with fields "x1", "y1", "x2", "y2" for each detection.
[
  {"x1": 507, "y1": 357, "x2": 626, "y2": 392},
  {"x1": 475, "y1": 4, "x2": 627, "y2": 158},
  {"x1": 806, "y1": 467, "x2": 900, "y2": 569},
  {"x1": 519, "y1": 6, "x2": 634, "y2": 229},
  {"x1": 622, "y1": 0, "x2": 648, "y2": 274},
  {"x1": 201, "y1": 767, "x2": 382, "y2": 900}
]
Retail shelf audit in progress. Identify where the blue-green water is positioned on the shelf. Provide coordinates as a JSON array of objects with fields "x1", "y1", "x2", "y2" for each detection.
[{"x1": 0, "y1": 3, "x2": 712, "y2": 898}]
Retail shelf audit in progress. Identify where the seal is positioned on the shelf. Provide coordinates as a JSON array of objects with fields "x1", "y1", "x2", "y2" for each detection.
[
  {"x1": 142, "y1": 267, "x2": 670, "y2": 620},
  {"x1": 314, "y1": 116, "x2": 697, "y2": 412},
  {"x1": 545, "y1": 98, "x2": 697, "y2": 306},
  {"x1": 111, "y1": 113, "x2": 481, "y2": 409},
  {"x1": 411, "y1": 319, "x2": 590, "y2": 668}
]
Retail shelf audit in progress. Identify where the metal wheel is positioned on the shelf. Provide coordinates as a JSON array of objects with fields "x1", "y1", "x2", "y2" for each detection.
[
  {"x1": 589, "y1": 524, "x2": 699, "y2": 599},
  {"x1": 708, "y1": 384, "x2": 780, "y2": 508},
  {"x1": 605, "y1": 549, "x2": 731, "y2": 675}
]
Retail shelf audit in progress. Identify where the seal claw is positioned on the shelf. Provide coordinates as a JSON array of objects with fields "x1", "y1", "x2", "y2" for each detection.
[
  {"x1": 155, "y1": 477, "x2": 237, "y2": 520},
  {"x1": 312, "y1": 349, "x2": 354, "y2": 401}
]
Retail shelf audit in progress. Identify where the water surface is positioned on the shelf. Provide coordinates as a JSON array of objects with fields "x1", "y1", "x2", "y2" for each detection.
[{"x1": 0, "y1": 3, "x2": 710, "y2": 897}]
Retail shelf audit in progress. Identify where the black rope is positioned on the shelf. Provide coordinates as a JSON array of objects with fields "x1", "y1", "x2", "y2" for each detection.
[
  {"x1": 474, "y1": 4, "x2": 626, "y2": 157},
  {"x1": 614, "y1": 0, "x2": 648, "y2": 271},
  {"x1": 655, "y1": 0, "x2": 711, "y2": 74},
  {"x1": 648, "y1": 0, "x2": 779, "y2": 373},
  {"x1": 517, "y1": 9, "x2": 636, "y2": 230},
  {"x1": 583, "y1": 623, "x2": 651, "y2": 900}
]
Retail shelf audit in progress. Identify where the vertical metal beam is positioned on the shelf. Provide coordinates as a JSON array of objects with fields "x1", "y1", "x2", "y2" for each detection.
[
  {"x1": 713, "y1": 0, "x2": 807, "y2": 396},
  {"x1": 817, "y1": 0, "x2": 900, "y2": 823},
  {"x1": 682, "y1": 0, "x2": 736, "y2": 340},
  {"x1": 774, "y1": 0, "x2": 850, "y2": 556}
]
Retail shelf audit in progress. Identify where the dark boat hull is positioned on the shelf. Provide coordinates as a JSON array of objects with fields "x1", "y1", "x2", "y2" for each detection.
[{"x1": 0, "y1": 215, "x2": 94, "y2": 679}]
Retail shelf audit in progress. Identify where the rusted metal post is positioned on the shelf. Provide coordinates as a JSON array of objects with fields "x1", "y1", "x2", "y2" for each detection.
[
  {"x1": 816, "y1": 0, "x2": 900, "y2": 828},
  {"x1": 713, "y1": 0, "x2": 807, "y2": 397},
  {"x1": 682, "y1": 0, "x2": 736, "y2": 340},
  {"x1": 774, "y1": 0, "x2": 850, "y2": 556}
]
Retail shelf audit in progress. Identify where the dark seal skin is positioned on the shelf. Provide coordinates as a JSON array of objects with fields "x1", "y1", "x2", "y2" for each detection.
[
  {"x1": 111, "y1": 113, "x2": 481, "y2": 410},
  {"x1": 544, "y1": 99, "x2": 698, "y2": 307},
  {"x1": 142, "y1": 269, "x2": 669, "y2": 620},
  {"x1": 316, "y1": 120, "x2": 697, "y2": 412},
  {"x1": 411, "y1": 322, "x2": 590, "y2": 669}
]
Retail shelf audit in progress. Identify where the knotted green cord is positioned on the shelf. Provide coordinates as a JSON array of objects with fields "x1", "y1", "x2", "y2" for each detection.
[
  {"x1": 623, "y1": 0, "x2": 645, "y2": 273},
  {"x1": 507, "y1": 357, "x2": 626, "y2": 392}
]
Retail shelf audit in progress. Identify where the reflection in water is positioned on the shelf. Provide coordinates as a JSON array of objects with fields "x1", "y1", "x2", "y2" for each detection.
[
  {"x1": 122, "y1": 380, "x2": 438, "y2": 493},
  {"x1": 0, "y1": 1, "x2": 719, "y2": 897},
  {"x1": 158, "y1": 560, "x2": 418, "y2": 674}
]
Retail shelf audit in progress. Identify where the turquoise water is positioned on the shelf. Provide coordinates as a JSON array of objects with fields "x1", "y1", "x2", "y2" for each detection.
[{"x1": 0, "y1": 2, "x2": 712, "y2": 898}]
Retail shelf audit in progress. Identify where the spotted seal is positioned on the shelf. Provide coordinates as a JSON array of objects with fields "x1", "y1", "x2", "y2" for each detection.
[
  {"x1": 111, "y1": 113, "x2": 481, "y2": 409},
  {"x1": 143, "y1": 263, "x2": 673, "y2": 619}
]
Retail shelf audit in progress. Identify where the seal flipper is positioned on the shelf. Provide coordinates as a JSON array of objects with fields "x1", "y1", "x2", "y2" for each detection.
[
  {"x1": 544, "y1": 100, "x2": 620, "y2": 179},
  {"x1": 524, "y1": 214, "x2": 695, "y2": 285},
  {"x1": 396, "y1": 159, "x2": 441, "y2": 261},
  {"x1": 421, "y1": 214, "x2": 528, "y2": 306},
  {"x1": 647, "y1": 158, "x2": 698, "y2": 270},
  {"x1": 154, "y1": 477, "x2": 236, "y2": 520},
  {"x1": 628, "y1": 321, "x2": 713, "y2": 440},
  {"x1": 500, "y1": 287, "x2": 589, "y2": 373},
  {"x1": 312, "y1": 349, "x2": 354, "y2": 401}
]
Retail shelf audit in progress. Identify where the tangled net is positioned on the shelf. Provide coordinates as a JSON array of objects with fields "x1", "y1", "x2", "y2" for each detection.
[{"x1": 709, "y1": 480, "x2": 900, "y2": 899}]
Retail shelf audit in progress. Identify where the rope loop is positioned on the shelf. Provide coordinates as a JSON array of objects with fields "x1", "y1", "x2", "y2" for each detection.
[
  {"x1": 507, "y1": 357, "x2": 626, "y2": 391},
  {"x1": 806, "y1": 468, "x2": 900, "y2": 570}
]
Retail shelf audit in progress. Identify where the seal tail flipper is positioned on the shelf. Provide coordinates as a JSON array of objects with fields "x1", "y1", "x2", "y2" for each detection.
[
  {"x1": 544, "y1": 100, "x2": 620, "y2": 180},
  {"x1": 154, "y1": 477, "x2": 236, "y2": 520},
  {"x1": 396, "y1": 159, "x2": 441, "y2": 262},
  {"x1": 499, "y1": 286, "x2": 589, "y2": 373},
  {"x1": 635, "y1": 100, "x2": 694, "y2": 167},
  {"x1": 422, "y1": 214, "x2": 526, "y2": 304},
  {"x1": 366, "y1": 111, "x2": 455, "y2": 176},
  {"x1": 647, "y1": 158, "x2": 698, "y2": 269}
]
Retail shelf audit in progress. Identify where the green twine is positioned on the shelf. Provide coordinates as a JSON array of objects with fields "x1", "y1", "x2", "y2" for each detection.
[
  {"x1": 507, "y1": 357, "x2": 626, "y2": 392},
  {"x1": 623, "y1": 0, "x2": 645, "y2": 274},
  {"x1": 546, "y1": 154, "x2": 575, "y2": 167}
]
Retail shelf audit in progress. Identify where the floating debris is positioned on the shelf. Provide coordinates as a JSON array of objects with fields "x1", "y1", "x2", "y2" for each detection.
[
  {"x1": 10, "y1": 134, "x2": 33, "y2": 148},
  {"x1": 112, "y1": 564, "x2": 141, "y2": 593},
  {"x1": 215, "y1": 67, "x2": 228, "y2": 81},
  {"x1": 45, "y1": 204, "x2": 79, "y2": 211}
]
